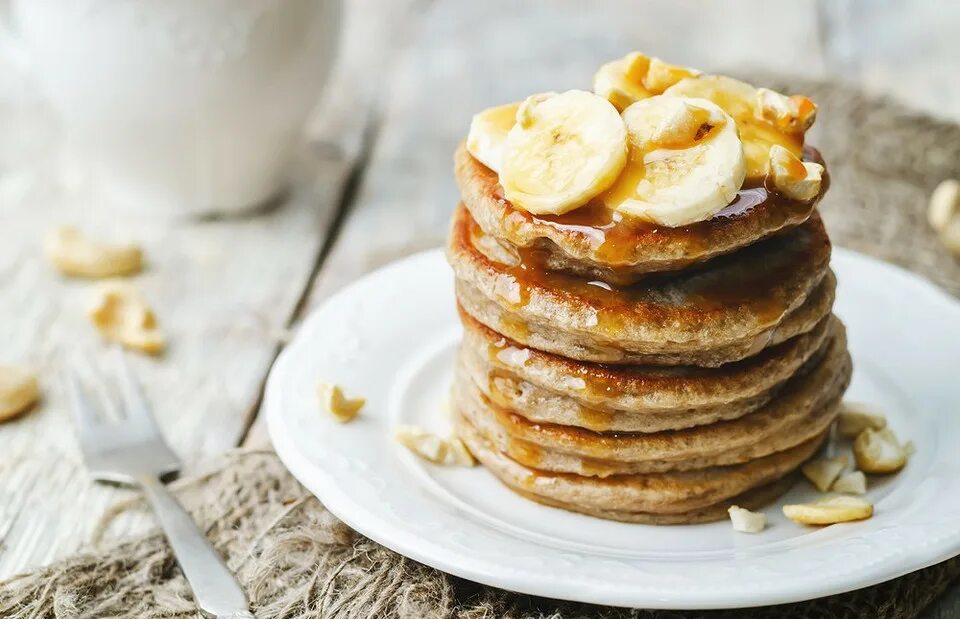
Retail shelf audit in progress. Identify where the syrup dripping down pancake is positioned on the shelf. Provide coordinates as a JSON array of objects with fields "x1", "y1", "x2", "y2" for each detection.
[
  {"x1": 452, "y1": 321, "x2": 849, "y2": 475},
  {"x1": 458, "y1": 306, "x2": 834, "y2": 431},
  {"x1": 448, "y1": 203, "x2": 833, "y2": 366}
]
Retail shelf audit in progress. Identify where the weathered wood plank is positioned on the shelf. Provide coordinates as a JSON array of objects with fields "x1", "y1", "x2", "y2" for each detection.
[{"x1": 0, "y1": 0, "x2": 411, "y2": 577}]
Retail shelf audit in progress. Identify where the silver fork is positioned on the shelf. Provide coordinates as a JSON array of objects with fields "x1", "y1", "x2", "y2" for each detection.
[{"x1": 65, "y1": 351, "x2": 255, "y2": 619}]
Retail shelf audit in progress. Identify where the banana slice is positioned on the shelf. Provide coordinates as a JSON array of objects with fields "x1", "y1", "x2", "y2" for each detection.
[
  {"x1": 593, "y1": 52, "x2": 700, "y2": 112},
  {"x1": 602, "y1": 95, "x2": 745, "y2": 227},
  {"x1": 593, "y1": 53, "x2": 652, "y2": 112},
  {"x1": 664, "y1": 75, "x2": 805, "y2": 179},
  {"x1": 499, "y1": 90, "x2": 627, "y2": 215},
  {"x1": 645, "y1": 57, "x2": 700, "y2": 92},
  {"x1": 466, "y1": 101, "x2": 521, "y2": 173}
]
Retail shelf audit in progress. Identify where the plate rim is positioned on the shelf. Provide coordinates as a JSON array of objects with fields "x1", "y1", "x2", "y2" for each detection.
[{"x1": 267, "y1": 246, "x2": 960, "y2": 609}]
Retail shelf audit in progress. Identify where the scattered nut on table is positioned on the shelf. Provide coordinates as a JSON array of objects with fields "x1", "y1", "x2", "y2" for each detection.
[
  {"x1": 447, "y1": 437, "x2": 477, "y2": 466},
  {"x1": 783, "y1": 495, "x2": 873, "y2": 525},
  {"x1": 854, "y1": 427, "x2": 908, "y2": 474},
  {"x1": 801, "y1": 454, "x2": 848, "y2": 492},
  {"x1": 88, "y1": 281, "x2": 165, "y2": 355},
  {"x1": 836, "y1": 402, "x2": 887, "y2": 438},
  {"x1": 44, "y1": 226, "x2": 143, "y2": 278},
  {"x1": 929, "y1": 179, "x2": 960, "y2": 231},
  {"x1": 394, "y1": 425, "x2": 449, "y2": 463},
  {"x1": 832, "y1": 470, "x2": 867, "y2": 495},
  {"x1": 394, "y1": 425, "x2": 477, "y2": 466},
  {"x1": 317, "y1": 382, "x2": 365, "y2": 422},
  {"x1": 727, "y1": 505, "x2": 767, "y2": 533},
  {"x1": 928, "y1": 179, "x2": 960, "y2": 254},
  {"x1": 0, "y1": 365, "x2": 40, "y2": 422}
]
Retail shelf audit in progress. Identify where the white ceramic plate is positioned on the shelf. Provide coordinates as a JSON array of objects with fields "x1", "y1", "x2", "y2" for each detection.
[{"x1": 266, "y1": 247, "x2": 960, "y2": 610}]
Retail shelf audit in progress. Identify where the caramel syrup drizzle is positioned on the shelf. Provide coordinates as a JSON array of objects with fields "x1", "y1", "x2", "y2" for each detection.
[
  {"x1": 470, "y1": 216, "x2": 821, "y2": 338},
  {"x1": 493, "y1": 147, "x2": 826, "y2": 268}
]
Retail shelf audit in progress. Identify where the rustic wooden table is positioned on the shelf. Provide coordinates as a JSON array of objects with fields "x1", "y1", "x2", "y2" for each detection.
[{"x1": 1, "y1": 0, "x2": 958, "y2": 614}]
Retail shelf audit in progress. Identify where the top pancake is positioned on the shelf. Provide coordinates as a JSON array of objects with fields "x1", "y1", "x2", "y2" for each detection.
[{"x1": 455, "y1": 144, "x2": 827, "y2": 285}]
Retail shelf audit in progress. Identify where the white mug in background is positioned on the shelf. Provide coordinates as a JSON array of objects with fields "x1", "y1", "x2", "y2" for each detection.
[{"x1": 2, "y1": 0, "x2": 341, "y2": 216}]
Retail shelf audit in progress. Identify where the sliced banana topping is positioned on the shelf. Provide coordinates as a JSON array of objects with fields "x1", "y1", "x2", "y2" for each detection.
[
  {"x1": 593, "y1": 52, "x2": 652, "y2": 112},
  {"x1": 801, "y1": 454, "x2": 848, "y2": 492},
  {"x1": 664, "y1": 76, "x2": 807, "y2": 179},
  {"x1": 466, "y1": 101, "x2": 521, "y2": 173},
  {"x1": 593, "y1": 52, "x2": 699, "y2": 112},
  {"x1": 650, "y1": 98, "x2": 723, "y2": 146},
  {"x1": 756, "y1": 88, "x2": 817, "y2": 134},
  {"x1": 602, "y1": 95, "x2": 745, "y2": 227},
  {"x1": 644, "y1": 57, "x2": 700, "y2": 94},
  {"x1": 768, "y1": 144, "x2": 824, "y2": 201},
  {"x1": 836, "y1": 402, "x2": 887, "y2": 438},
  {"x1": 783, "y1": 496, "x2": 873, "y2": 525},
  {"x1": 499, "y1": 90, "x2": 627, "y2": 215},
  {"x1": 469, "y1": 56, "x2": 823, "y2": 223},
  {"x1": 854, "y1": 427, "x2": 908, "y2": 474}
]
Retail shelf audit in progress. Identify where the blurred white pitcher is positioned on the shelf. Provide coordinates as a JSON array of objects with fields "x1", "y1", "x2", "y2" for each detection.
[{"x1": 4, "y1": 0, "x2": 341, "y2": 216}]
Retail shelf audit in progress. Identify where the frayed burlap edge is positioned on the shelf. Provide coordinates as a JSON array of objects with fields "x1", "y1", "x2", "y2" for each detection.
[
  {"x1": 1, "y1": 79, "x2": 959, "y2": 619},
  {"x1": 0, "y1": 449, "x2": 957, "y2": 619}
]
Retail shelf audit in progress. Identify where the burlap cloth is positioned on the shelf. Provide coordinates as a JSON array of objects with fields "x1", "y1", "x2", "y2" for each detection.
[{"x1": 2, "y1": 79, "x2": 959, "y2": 619}]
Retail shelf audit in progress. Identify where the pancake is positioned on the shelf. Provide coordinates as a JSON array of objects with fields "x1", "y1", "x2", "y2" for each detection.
[
  {"x1": 459, "y1": 306, "x2": 834, "y2": 431},
  {"x1": 453, "y1": 322, "x2": 849, "y2": 475},
  {"x1": 457, "y1": 411, "x2": 824, "y2": 519},
  {"x1": 511, "y1": 476, "x2": 799, "y2": 525},
  {"x1": 455, "y1": 143, "x2": 828, "y2": 285},
  {"x1": 448, "y1": 203, "x2": 834, "y2": 366}
]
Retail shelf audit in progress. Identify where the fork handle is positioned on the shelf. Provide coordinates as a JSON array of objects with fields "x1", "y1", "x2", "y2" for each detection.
[{"x1": 137, "y1": 475, "x2": 254, "y2": 619}]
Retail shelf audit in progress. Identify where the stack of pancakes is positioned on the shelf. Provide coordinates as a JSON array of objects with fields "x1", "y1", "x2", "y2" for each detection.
[{"x1": 447, "y1": 142, "x2": 851, "y2": 524}]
